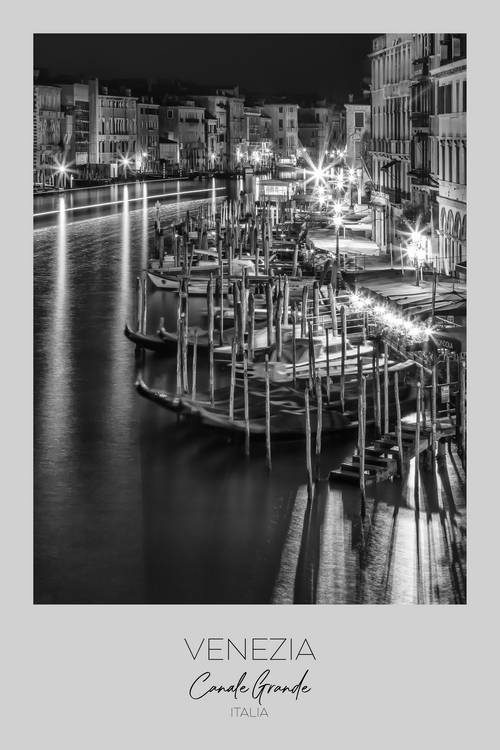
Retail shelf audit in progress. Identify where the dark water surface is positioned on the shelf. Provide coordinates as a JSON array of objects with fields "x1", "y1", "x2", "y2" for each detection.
[{"x1": 34, "y1": 178, "x2": 466, "y2": 604}]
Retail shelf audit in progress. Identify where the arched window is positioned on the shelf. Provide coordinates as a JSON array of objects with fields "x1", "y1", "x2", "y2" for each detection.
[
  {"x1": 447, "y1": 210, "x2": 454, "y2": 235},
  {"x1": 440, "y1": 208, "x2": 446, "y2": 231},
  {"x1": 454, "y1": 213, "x2": 462, "y2": 265},
  {"x1": 461, "y1": 215, "x2": 466, "y2": 241}
]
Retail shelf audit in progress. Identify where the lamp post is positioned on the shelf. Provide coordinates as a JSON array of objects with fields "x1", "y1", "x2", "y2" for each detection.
[
  {"x1": 406, "y1": 230, "x2": 427, "y2": 286},
  {"x1": 56, "y1": 164, "x2": 67, "y2": 190},
  {"x1": 347, "y1": 167, "x2": 356, "y2": 210},
  {"x1": 333, "y1": 213, "x2": 343, "y2": 269},
  {"x1": 121, "y1": 156, "x2": 130, "y2": 181}
]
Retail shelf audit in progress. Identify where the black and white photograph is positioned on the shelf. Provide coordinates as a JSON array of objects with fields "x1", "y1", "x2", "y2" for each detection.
[
  {"x1": 33, "y1": 30, "x2": 467, "y2": 605},
  {"x1": 6, "y1": 3, "x2": 500, "y2": 748}
]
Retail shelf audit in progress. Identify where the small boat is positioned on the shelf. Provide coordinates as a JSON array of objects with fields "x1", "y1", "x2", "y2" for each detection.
[
  {"x1": 147, "y1": 257, "x2": 256, "y2": 295},
  {"x1": 123, "y1": 322, "x2": 176, "y2": 353},
  {"x1": 135, "y1": 377, "x2": 354, "y2": 437}
]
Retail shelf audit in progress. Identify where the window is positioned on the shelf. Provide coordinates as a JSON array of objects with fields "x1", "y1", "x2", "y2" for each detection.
[
  {"x1": 167, "y1": 110, "x2": 173, "y2": 118},
  {"x1": 355, "y1": 112, "x2": 365, "y2": 128},
  {"x1": 279, "y1": 106, "x2": 283, "y2": 113},
  {"x1": 438, "y1": 84, "x2": 452, "y2": 114},
  {"x1": 279, "y1": 119, "x2": 283, "y2": 129},
  {"x1": 463, "y1": 81, "x2": 467, "y2": 112}
]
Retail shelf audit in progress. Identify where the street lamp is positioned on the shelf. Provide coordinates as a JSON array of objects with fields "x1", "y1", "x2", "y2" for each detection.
[
  {"x1": 122, "y1": 156, "x2": 131, "y2": 180},
  {"x1": 56, "y1": 163, "x2": 67, "y2": 190},
  {"x1": 347, "y1": 167, "x2": 356, "y2": 210},
  {"x1": 406, "y1": 230, "x2": 427, "y2": 286},
  {"x1": 333, "y1": 213, "x2": 343, "y2": 271}
]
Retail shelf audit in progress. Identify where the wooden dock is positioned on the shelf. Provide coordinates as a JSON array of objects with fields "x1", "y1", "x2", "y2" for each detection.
[{"x1": 329, "y1": 417, "x2": 456, "y2": 485}]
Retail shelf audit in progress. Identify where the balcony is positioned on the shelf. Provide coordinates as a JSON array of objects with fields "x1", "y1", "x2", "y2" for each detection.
[
  {"x1": 410, "y1": 112, "x2": 430, "y2": 128},
  {"x1": 408, "y1": 168, "x2": 437, "y2": 187},
  {"x1": 412, "y1": 58, "x2": 429, "y2": 78}
]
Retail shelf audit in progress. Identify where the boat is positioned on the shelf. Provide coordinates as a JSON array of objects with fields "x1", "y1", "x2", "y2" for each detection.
[
  {"x1": 147, "y1": 257, "x2": 256, "y2": 294},
  {"x1": 248, "y1": 329, "x2": 378, "y2": 382},
  {"x1": 123, "y1": 322, "x2": 176, "y2": 353},
  {"x1": 135, "y1": 377, "x2": 353, "y2": 437}
]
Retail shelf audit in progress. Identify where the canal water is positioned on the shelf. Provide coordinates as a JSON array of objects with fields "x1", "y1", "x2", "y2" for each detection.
[{"x1": 34, "y1": 177, "x2": 466, "y2": 604}]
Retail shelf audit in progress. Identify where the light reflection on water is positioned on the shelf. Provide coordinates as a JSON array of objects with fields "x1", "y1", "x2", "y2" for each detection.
[{"x1": 34, "y1": 179, "x2": 466, "y2": 604}]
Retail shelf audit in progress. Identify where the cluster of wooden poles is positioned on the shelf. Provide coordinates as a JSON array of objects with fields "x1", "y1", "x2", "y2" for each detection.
[{"x1": 155, "y1": 192, "x2": 300, "y2": 277}]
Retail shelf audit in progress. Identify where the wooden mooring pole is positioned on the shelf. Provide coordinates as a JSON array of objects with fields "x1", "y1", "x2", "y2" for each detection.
[
  {"x1": 243, "y1": 351, "x2": 250, "y2": 457},
  {"x1": 325, "y1": 327, "x2": 331, "y2": 404},
  {"x1": 207, "y1": 275, "x2": 215, "y2": 406},
  {"x1": 265, "y1": 354, "x2": 272, "y2": 470},
  {"x1": 292, "y1": 303, "x2": 297, "y2": 387},
  {"x1": 176, "y1": 280, "x2": 183, "y2": 395},
  {"x1": 340, "y1": 305, "x2": 346, "y2": 413},
  {"x1": 191, "y1": 329, "x2": 198, "y2": 401},
  {"x1": 415, "y1": 382, "x2": 421, "y2": 508},
  {"x1": 305, "y1": 386, "x2": 313, "y2": 502},
  {"x1": 229, "y1": 338, "x2": 236, "y2": 420},
  {"x1": 359, "y1": 375, "x2": 367, "y2": 516},
  {"x1": 394, "y1": 370, "x2": 404, "y2": 478},
  {"x1": 431, "y1": 361, "x2": 437, "y2": 467},
  {"x1": 383, "y1": 341, "x2": 389, "y2": 435},
  {"x1": 315, "y1": 375, "x2": 323, "y2": 479}
]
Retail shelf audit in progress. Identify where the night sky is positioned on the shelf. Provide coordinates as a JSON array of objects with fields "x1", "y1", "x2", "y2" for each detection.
[{"x1": 34, "y1": 34, "x2": 376, "y2": 102}]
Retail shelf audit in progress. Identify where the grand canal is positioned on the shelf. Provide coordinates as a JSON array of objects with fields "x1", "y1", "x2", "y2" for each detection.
[{"x1": 34, "y1": 177, "x2": 466, "y2": 604}]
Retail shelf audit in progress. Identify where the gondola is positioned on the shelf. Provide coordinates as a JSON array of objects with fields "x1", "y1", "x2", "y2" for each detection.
[
  {"x1": 135, "y1": 376, "x2": 354, "y2": 437},
  {"x1": 123, "y1": 322, "x2": 176, "y2": 353}
]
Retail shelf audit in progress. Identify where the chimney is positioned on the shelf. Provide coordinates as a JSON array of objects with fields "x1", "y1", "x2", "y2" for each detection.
[
  {"x1": 348, "y1": 93, "x2": 354, "y2": 104},
  {"x1": 125, "y1": 88, "x2": 132, "y2": 97},
  {"x1": 102, "y1": 85, "x2": 108, "y2": 95}
]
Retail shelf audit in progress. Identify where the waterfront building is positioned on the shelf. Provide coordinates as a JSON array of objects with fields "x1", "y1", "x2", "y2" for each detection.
[
  {"x1": 344, "y1": 99, "x2": 371, "y2": 169},
  {"x1": 159, "y1": 135, "x2": 180, "y2": 174},
  {"x1": 242, "y1": 107, "x2": 273, "y2": 167},
  {"x1": 137, "y1": 98, "x2": 160, "y2": 174},
  {"x1": 368, "y1": 33, "x2": 466, "y2": 274},
  {"x1": 227, "y1": 92, "x2": 246, "y2": 169},
  {"x1": 262, "y1": 102, "x2": 299, "y2": 159},
  {"x1": 194, "y1": 87, "x2": 245, "y2": 170},
  {"x1": 344, "y1": 98, "x2": 371, "y2": 204},
  {"x1": 205, "y1": 112, "x2": 218, "y2": 170},
  {"x1": 60, "y1": 83, "x2": 90, "y2": 176},
  {"x1": 159, "y1": 101, "x2": 206, "y2": 173},
  {"x1": 88, "y1": 79, "x2": 138, "y2": 178},
  {"x1": 298, "y1": 103, "x2": 342, "y2": 164},
  {"x1": 429, "y1": 33, "x2": 467, "y2": 274},
  {"x1": 369, "y1": 34, "x2": 413, "y2": 251},
  {"x1": 192, "y1": 94, "x2": 228, "y2": 170},
  {"x1": 34, "y1": 84, "x2": 64, "y2": 186}
]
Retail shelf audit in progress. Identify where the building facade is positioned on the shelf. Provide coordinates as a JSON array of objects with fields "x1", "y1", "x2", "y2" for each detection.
[
  {"x1": 193, "y1": 94, "x2": 228, "y2": 170},
  {"x1": 298, "y1": 106, "x2": 332, "y2": 164},
  {"x1": 88, "y1": 79, "x2": 138, "y2": 177},
  {"x1": 369, "y1": 33, "x2": 466, "y2": 274},
  {"x1": 159, "y1": 102, "x2": 206, "y2": 172},
  {"x1": 137, "y1": 99, "x2": 160, "y2": 173},
  {"x1": 241, "y1": 108, "x2": 273, "y2": 167},
  {"x1": 429, "y1": 33, "x2": 467, "y2": 274},
  {"x1": 262, "y1": 103, "x2": 299, "y2": 158},
  {"x1": 369, "y1": 34, "x2": 413, "y2": 252},
  {"x1": 34, "y1": 84, "x2": 64, "y2": 186},
  {"x1": 60, "y1": 83, "x2": 90, "y2": 174}
]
